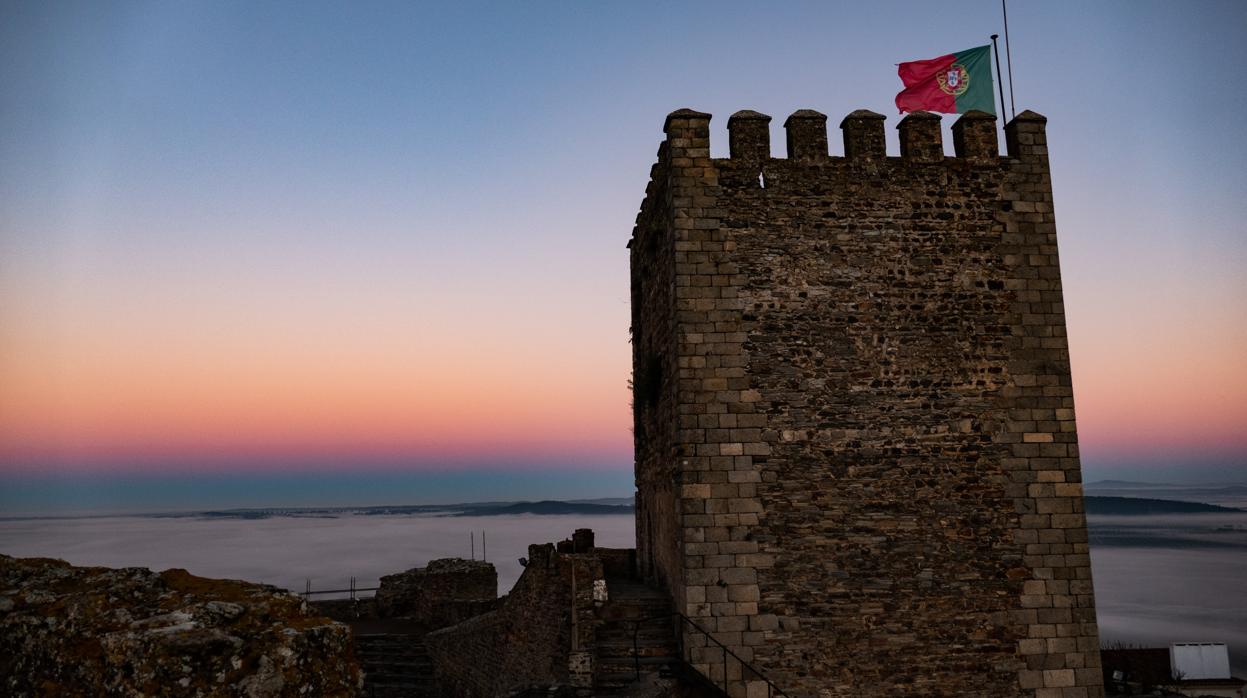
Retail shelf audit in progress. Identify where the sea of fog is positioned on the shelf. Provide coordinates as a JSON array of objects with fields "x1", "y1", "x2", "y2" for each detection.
[
  {"x1": 2, "y1": 510, "x2": 1245, "y2": 675},
  {"x1": 0, "y1": 512, "x2": 635, "y2": 596},
  {"x1": 1088, "y1": 511, "x2": 1247, "y2": 675}
]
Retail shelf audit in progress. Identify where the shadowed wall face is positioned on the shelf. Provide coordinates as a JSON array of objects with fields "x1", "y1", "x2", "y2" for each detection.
[
  {"x1": 630, "y1": 108, "x2": 1102, "y2": 697},
  {"x1": 630, "y1": 139, "x2": 685, "y2": 604}
]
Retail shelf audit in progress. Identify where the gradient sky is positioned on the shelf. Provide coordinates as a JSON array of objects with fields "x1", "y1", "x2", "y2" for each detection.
[{"x1": 2, "y1": 1, "x2": 1244, "y2": 511}]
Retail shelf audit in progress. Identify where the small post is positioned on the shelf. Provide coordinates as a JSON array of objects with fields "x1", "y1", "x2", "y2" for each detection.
[
  {"x1": 482, "y1": 530, "x2": 487, "y2": 561},
  {"x1": 304, "y1": 578, "x2": 311, "y2": 598},
  {"x1": 570, "y1": 565, "x2": 579, "y2": 651},
  {"x1": 471, "y1": 531, "x2": 475, "y2": 560},
  {"x1": 990, "y1": 34, "x2": 1007, "y2": 121},
  {"x1": 633, "y1": 620, "x2": 641, "y2": 680},
  {"x1": 1003, "y1": 0, "x2": 1016, "y2": 119}
]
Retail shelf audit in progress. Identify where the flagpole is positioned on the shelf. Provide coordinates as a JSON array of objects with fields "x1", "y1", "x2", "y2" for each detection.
[
  {"x1": 990, "y1": 34, "x2": 1007, "y2": 121},
  {"x1": 1002, "y1": 0, "x2": 1016, "y2": 119}
]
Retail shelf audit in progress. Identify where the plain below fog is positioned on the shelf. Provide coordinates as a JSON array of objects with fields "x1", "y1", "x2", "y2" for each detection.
[{"x1": 2, "y1": 508, "x2": 1245, "y2": 675}]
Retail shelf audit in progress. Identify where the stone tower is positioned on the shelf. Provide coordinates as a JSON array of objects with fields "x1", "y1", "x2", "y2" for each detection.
[{"x1": 629, "y1": 107, "x2": 1103, "y2": 697}]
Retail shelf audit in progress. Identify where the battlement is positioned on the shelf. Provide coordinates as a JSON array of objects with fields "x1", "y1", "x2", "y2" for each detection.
[{"x1": 662, "y1": 106, "x2": 1049, "y2": 165}]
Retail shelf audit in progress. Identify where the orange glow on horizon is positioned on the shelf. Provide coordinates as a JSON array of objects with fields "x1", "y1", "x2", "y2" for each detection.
[
  {"x1": 0, "y1": 297, "x2": 635, "y2": 471},
  {"x1": 3, "y1": 256, "x2": 1243, "y2": 474}
]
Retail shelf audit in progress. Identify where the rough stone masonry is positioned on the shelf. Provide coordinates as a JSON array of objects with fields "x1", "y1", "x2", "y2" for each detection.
[{"x1": 629, "y1": 107, "x2": 1103, "y2": 697}]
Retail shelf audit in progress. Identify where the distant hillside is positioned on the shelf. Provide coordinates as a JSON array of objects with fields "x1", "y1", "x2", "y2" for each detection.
[
  {"x1": 1086, "y1": 480, "x2": 1179, "y2": 489},
  {"x1": 1085, "y1": 496, "x2": 1243, "y2": 515},
  {"x1": 453, "y1": 500, "x2": 633, "y2": 517},
  {"x1": 1086, "y1": 480, "x2": 1247, "y2": 494},
  {"x1": 568, "y1": 497, "x2": 634, "y2": 507}
]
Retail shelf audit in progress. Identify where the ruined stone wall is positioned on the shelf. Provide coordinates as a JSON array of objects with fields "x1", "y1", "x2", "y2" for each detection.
[
  {"x1": 375, "y1": 557, "x2": 496, "y2": 631},
  {"x1": 630, "y1": 108, "x2": 1102, "y2": 698},
  {"x1": 426, "y1": 543, "x2": 604, "y2": 697}
]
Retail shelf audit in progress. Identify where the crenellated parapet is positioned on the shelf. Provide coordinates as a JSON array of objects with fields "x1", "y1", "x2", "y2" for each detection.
[{"x1": 652, "y1": 106, "x2": 1049, "y2": 166}]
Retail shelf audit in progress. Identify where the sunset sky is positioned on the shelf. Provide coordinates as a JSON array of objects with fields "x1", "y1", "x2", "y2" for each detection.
[{"x1": 2, "y1": 1, "x2": 1244, "y2": 512}]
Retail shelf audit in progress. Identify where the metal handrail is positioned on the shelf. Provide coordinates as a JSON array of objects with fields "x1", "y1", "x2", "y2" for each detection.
[
  {"x1": 610, "y1": 610, "x2": 788, "y2": 696},
  {"x1": 301, "y1": 587, "x2": 380, "y2": 597},
  {"x1": 675, "y1": 612, "x2": 788, "y2": 698},
  {"x1": 625, "y1": 613, "x2": 678, "y2": 682},
  {"x1": 300, "y1": 576, "x2": 379, "y2": 600}
]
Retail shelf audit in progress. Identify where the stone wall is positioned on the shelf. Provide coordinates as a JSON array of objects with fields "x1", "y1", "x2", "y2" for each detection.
[
  {"x1": 426, "y1": 543, "x2": 605, "y2": 697},
  {"x1": 629, "y1": 108, "x2": 1102, "y2": 697},
  {"x1": 375, "y1": 557, "x2": 497, "y2": 631},
  {"x1": 630, "y1": 144, "x2": 684, "y2": 600},
  {"x1": 426, "y1": 610, "x2": 507, "y2": 697},
  {"x1": 0, "y1": 555, "x2": 361, "y2": 696}
]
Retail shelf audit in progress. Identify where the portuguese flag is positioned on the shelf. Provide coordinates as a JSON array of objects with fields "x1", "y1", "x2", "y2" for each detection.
[{"x1": 895, "y1": 45, "x2": 995, "y2": 115}]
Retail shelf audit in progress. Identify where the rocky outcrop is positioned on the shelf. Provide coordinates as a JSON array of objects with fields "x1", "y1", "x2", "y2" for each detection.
[{"x1": 0, "y1": 555, "x2": 361, "y2": 697}]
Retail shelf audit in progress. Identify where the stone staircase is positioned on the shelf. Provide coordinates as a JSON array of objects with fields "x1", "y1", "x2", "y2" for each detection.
[
  {"x1": 353, "y1": 634, "x2": 436, "y2": 698},
  {"x1": 593, "y1": 578, "x2": 681, "y2": 694}
]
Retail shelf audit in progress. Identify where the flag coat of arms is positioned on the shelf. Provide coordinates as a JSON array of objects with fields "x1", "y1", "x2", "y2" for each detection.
[{"x1": 895, "y1": 45, "x2": 995, "y2": 115}]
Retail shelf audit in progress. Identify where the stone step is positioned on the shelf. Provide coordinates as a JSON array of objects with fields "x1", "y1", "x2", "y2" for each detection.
[
  {"x1": 598, "y1": 648, "x2": 678, "y2": 662},
  {"x1": 604, "y1": 590, "x2": 670, "y2": 604},
  {"x1": 363, "y1": 673, "x2": 435, "y2": 683},
  {"x1": 354, "y1": 633, "x2": 436, "y2": 697},
  {"x1": 363, "y1": 686, "x2": 437, "y2": 697},
  {"x1": 598, "y1": 655, "x2": 679, "y2": 668},
  {"x1": 594, "y1": 666, "x2": 678, "y2": 692},
  {"x1": 356, "y1": 653, "x2": 428, "y2": 663},
  {"x1": 360, "y1": 660, "x2": 433, "y2": 671},
  {"x1": 596, "y1": 635, "x2": 677, "y2": 650},
  {"x1": 596, "y1": 623, "x2": 674, "y2": 638},
  {"x1": 605, "y1": 580, "x2": 669, "y2": 597},
  {"x1": 356, "y1": 649, "x2": 430, "y2": 659},
  {"x1": 598, "y1": 606, "x2": 672, "y2": 623}
]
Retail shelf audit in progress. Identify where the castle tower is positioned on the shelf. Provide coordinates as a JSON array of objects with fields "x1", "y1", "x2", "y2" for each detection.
[{"x1": 629, "y1": 108, "x2": 1103, "y2": 697}]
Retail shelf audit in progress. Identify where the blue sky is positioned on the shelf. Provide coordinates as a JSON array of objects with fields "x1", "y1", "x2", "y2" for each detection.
[{"x1": 1, "y1": 1, "x2": 1244, "y2": 513}]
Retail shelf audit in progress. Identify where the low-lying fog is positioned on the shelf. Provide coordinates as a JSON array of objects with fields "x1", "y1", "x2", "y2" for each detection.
[
  {"x1": 3, "y1": 509, "x2": 1245, "y2": 674},
  {"x1": 0, "y1": 513, "x2": 636, "y2": 596},
  {"x1": 1088, "y1": 511, "x2": 1247, "y2": 675}
]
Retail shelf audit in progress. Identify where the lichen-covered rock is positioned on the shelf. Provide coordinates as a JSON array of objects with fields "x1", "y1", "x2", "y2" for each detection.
[{"x1": 0, "y1": 555, "x2": 362, "y2": 697}]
